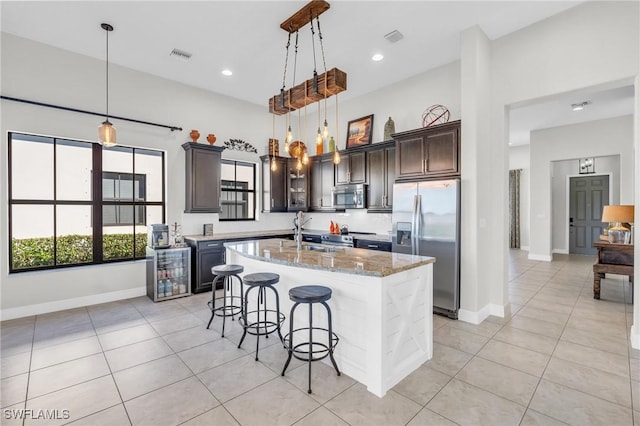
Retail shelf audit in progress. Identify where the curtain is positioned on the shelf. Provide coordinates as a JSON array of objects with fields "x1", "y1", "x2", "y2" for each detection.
[{"x1": 509, "y1": 169, "x2": 521, "y2": 249}]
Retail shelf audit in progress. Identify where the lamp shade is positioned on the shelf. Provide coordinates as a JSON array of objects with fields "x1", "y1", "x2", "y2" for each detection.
[
  {"x1": 601, "y1": 205, "x2": 634, "y2": 223},
  {"x1": 99, "y1": 120, "x2": 117, "y2": 147}
]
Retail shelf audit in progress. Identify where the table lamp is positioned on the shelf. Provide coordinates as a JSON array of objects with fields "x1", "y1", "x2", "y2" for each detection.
[{"x1": 601, "y1": 205, "x2": 634, "y2": 244}]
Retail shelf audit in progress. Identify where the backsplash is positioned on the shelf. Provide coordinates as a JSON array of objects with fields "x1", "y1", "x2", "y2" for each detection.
[{"x1": 180, "y1": 210, "x2": 392, "y2": 236}]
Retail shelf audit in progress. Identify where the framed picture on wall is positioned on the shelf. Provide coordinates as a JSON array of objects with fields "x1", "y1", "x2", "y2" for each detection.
[{"x1": 346, "y1": 114, "x2": 374, "y2": 149}]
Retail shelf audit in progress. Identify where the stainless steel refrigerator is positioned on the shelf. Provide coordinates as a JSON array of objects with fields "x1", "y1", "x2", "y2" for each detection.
[{"x1": 392, "y1": 179, "x2": 460, "y2": 319}]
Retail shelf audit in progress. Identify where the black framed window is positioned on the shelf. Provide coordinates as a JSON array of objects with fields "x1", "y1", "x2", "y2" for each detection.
[
  {"x1": 8, "y1": 132, "x2": 165, "y2": 272},
  {"x1": 220, "y1": 160, "x2": 255, "y2": 221}
]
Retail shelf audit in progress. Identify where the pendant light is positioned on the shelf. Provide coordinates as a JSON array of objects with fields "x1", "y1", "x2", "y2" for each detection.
[{"x1": 98, "y1": 23, "x2": 116, "y2": 147}]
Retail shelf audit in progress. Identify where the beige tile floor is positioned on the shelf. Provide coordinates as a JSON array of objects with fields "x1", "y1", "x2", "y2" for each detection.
[{"x1": 1, "y1": 250, "x2": 638, "y2": 425}]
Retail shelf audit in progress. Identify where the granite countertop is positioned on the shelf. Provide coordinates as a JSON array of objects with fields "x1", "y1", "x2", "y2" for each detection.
[{"x1": 224, "y1": 238, "x2": 434, "y2": 277}]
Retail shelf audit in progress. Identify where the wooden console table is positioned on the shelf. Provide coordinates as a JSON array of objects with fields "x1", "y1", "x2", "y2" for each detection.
[{"x1": 593, "y1": 241, "x2": 634, "y2": 299}]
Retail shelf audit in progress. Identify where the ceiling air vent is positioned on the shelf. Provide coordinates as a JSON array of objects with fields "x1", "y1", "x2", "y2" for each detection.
[
  {"x1": 169, "y1": 48, "x2": 192, "y2": 61},
  {"x1": 384, "y1": 30, "x2": 404, "y2": 43}
]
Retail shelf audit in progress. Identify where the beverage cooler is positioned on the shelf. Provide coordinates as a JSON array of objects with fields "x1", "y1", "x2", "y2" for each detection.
[{"x1": 146, "y1": 247, "x2": 191, "y2": 302}]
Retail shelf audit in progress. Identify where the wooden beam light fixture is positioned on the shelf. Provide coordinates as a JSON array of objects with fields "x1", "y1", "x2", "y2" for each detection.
[{"x1": 268, "y1": 0, "x2": 347, "y2": 116}]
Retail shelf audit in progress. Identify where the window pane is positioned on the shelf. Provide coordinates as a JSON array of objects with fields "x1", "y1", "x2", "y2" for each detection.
[
  {"x1": 103, "y1": 206, "x2": 134, "y2": 261},
  {"x1": 11, "y1": 135, "x2": 54, "y2": 200},
  {"x1": 56, "y1": 205, "x2": 93, "y2": 265},
  {"x1": 103, "y1": 146, "x2": 133, "y2": 200},
  {"x1": 143, "y1": 205, "x2": 164, "y2": 227},
  {"x1": 136, "y1": 205, "x2": 163, "y2": 257},
  {"x1": 11, "y1": 204, "x2": 54, "y2": 269},
  {"x1": 135, "y1": 149, "x2": 163, "y2": 202},
  {"x1": 221, "y1": 163, "x2": 236, "y2": 188},
  {"x1": 247, "y1": 193, "x2": 255, "y2": 220},
  {"x1": 237, "y1": 163, "x2": 255, "y2": 191},
  {"x1": 56, "y1": 139, "x2": 92, "y2": 201}
]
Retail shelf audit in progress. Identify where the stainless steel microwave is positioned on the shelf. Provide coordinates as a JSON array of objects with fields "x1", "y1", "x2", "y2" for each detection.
[{"x1": 332, "y1": 184, "x2": 366, "y2": 209}]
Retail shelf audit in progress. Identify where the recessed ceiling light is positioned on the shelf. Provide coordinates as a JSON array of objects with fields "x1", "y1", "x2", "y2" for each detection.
[
  {"x1": 571, "y1": 101, "x2": 591, "y2": 111},
  {"x1": 372, "y1": 53, "x2": 384, "y2": 62},
  {"x1": 221, "y1": 69, "x2": 233, "y2": 76}
]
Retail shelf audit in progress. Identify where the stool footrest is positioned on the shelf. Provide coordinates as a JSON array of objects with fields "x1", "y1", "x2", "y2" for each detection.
[
  {"x1": 283, "y1": 327, "x2": 339, "y2": 362},
  {"x1": 239, "y1": 310, "x2": 285, "y2": 337},
  {"x1": 208, "y1": 297, "x2": 243, "y2": 318}
]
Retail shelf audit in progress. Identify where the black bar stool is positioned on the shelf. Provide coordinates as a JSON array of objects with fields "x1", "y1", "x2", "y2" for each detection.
[
  {"x1": 281, "y1": 285, "x2": 340, "y2": 394},
  {"x1": 207, "y1": 264, "x2": 244, "y2": 337},
  {"x1": 238, "y1": 272, "x2": 285, "y2": 361}
]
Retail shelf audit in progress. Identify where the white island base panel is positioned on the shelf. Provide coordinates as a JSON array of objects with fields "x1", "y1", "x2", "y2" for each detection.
[{"x1": 226, "y1": 249, "x2": 433, "y2": 397}]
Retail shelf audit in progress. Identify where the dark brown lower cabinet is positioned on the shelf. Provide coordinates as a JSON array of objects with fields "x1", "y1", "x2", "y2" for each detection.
[
  {"x1": 187, "y1": 234, "x2": 293, "y2": 293},
  {"x1": 188, "y1": 240, "x2": 225, "y2": 293}
]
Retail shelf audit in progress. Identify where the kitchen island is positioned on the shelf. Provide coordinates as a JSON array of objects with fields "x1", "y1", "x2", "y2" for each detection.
[{"x1": 225, "y1": 238, "x2": 435, "y2": 397}]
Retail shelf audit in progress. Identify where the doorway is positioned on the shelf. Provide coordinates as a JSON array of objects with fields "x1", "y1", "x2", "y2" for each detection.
[{"x1": 569, "y1": 175, "x2": 609, "y2": 255}]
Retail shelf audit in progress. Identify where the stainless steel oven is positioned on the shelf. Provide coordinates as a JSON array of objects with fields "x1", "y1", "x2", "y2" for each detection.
[
  {"x1": 321, "y1": 234, "x2": 354, "y2": 247},
  {"x1": 331, "y1": 184, "x2": 366, "y2": 209}
]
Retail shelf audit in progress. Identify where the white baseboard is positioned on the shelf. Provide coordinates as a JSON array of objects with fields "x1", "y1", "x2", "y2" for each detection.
[
  {"x1": 459, "y1": 303, "x2": 506, "y2": 325},
  {"x1": 528, "y1": 253, "x2": 552, "y2": 262},
  {"x1": 552, "y1": 248, "x2": 569, "y2": 255},
  {"x1": 520, "y1": 246, "x2": 530, "y2": 251},
  {"x1": 0, "y1": 287, "x2": 146, "y2": 321},
  {"x1": 631, "y1": 325, "x2": 640, "y2": 350}
]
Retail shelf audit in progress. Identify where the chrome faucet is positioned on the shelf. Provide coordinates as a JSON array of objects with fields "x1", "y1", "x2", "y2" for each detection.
[{"x1": 295, "y1": 211, "x2": 311, "y2": 250}]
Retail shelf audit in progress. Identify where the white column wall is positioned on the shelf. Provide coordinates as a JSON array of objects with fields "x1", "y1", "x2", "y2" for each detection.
[
  {"x1": 459, "y1": 26, "x2": 501, "y2": 323},
  {"x1": 632, "y1": 76, "x2": 639, "y2": 349}
]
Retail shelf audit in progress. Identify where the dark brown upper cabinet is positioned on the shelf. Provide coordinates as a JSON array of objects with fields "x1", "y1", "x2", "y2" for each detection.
[
  {"x1": 335, "y1": 150, "x2": 366, "y2": 185},
  {"x1": 366, "y1": 141, "x2": 395, "y2": 212},
  {"x1": 260, "y1": 155, "x2": 288, "y2": 212},
  {"x1": 309, "y1": 153, "x2": 336, "y2": 211},
  {"x1": 182, "y1": 143, "x2": 224, "y2": 213},
  {"x1": 394, "y1": 120, "x2": 460, "y2": 181}
]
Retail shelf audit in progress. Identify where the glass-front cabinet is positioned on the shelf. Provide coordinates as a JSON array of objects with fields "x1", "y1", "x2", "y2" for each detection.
[
  {"x1": 287, "y1": 159, "x2": 308, "y2": 211},
  {"x1": 146, "y1": 247, "x2": 191, "y2": 302}
]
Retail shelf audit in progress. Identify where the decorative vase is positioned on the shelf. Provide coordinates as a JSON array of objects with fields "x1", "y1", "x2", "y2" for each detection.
[
  {"x1": 384, "y1": 117, "x2": 396, "y2": 141},
  {"x1": 189, "y1": 129, "x2": 200, "y2": 143},
  {"x1": 328, "y1": 136, "x2": 336, "y2": 152},
  {"x1": 206, "y1": 134, "x2": 216, "y2": 145}
]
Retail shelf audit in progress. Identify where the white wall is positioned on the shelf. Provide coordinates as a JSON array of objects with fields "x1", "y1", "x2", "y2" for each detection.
[
  {"x1": 508, "y1": 145, "x2": 530, "y2": 250},
  {"x1": 529, "y1": 116, "x2": 633, "y2": 259}
]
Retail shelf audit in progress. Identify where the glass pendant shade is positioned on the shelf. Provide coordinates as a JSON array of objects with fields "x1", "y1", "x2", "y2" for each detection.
[
  {"x1": 323, "y1": 119, "x2": 329, "y2": 139},
  {"x1": 333, "y1": 149, "x2": 340, "y2": 164},
  {"x1": 99, "y1": 120, "x2": 116, "y2": 147},
  {"x1": 286, "y1": 126, "x2": 293, "y2": 143},
  {"x1": 99, "y1": 23, "x2": 116, "y2": 147}
]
